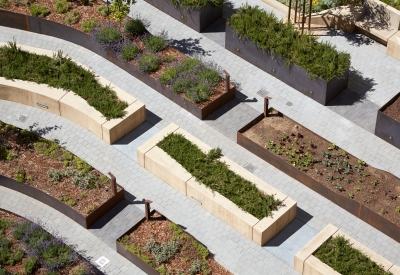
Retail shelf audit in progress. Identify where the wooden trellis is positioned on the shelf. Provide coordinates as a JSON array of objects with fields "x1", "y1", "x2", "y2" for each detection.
[{"x1": 288, "y1": 0, "x2": 313, "y2": 34}]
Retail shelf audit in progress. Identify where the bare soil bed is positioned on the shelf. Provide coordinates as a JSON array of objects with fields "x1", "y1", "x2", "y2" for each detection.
[
  {"x1": 0, "y1": 209, "x2": 100, "y2": 275},
  {"x1": 0, "y1": 0, "x2": 233, "y2": 110},
  {"x1": 243, "y1": 111, "x2": 400, "y2": 225},
  {"x1": 0, "y1": 122, "x2": 120, "y2": 217},
  {"x1": 383, "y1": 94, "x2": 400, "y2": 123},
  {"x1": 118, "y1": 211, "x2": 232, "y2": 275}
]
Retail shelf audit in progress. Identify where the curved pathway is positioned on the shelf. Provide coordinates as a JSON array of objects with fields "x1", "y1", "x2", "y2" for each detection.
[{"x1": 1, "y1": 0, "x2": 400, "y2": 273}]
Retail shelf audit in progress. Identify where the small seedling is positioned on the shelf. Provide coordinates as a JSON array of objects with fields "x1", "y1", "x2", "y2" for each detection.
[
  {"x1": 328, "y1": 143, "x2": 336, "y2": 150},
  {"x1": 357, "y1": 159, "x2": 366, "y2": 166},
  {"x1": 380, "y1": 207, "x2": 386, "y2": 214},
  {"x1": 396, "y1": 206, "x2": 400, "y2": 213},
  {"x1": 354, "y1": 186, "x2": 361, "y2": 191},
  {"x1": 348, "y1": 193, "x2": 354, "y2": 199},
  {"x1": 372, "y1": 179, "x2": 378, "y2": 186},
  {"x1": 335, "y1": 183, "x2": 344, "y2": 192}
]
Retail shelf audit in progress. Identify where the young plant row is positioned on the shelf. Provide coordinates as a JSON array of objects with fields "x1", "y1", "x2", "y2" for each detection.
[
  {"x1": 0, "y1": 41, "x2": 128, "y2": 120},
  {"x1": 157, "y1": 133, "x2": 282, "y2": 219},
  {"x1": 227, "y1": 4, "x2": 351, "y2": 81}
]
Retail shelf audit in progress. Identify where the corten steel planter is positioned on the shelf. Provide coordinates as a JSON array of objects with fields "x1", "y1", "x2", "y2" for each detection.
[
  {"x1": 225, "y1": 24, "x2": 349, "y2": 105},
  {"x1": 0, "y1": 175, "x2": 125, "y2": 228},
  {"x1": 0, "y1": 10, "x2": 236, "y2": 120},
  {"x1": 144, "y1": 0, "x2": 222, "y2": 32},
  {"x1": 237, "y1": 113, "x2": 400, "y2": 243},
  {"x1": 375, "y1": 91, "x2": 400, "y2": 149}
]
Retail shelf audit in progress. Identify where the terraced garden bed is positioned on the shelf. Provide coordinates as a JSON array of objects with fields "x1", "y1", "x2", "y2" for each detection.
[
  {"x1": 238, "y1": 110, "x2": 400, "y2": 242},
  {"x1": 375, "y1": 91, "x2": 400, "y2": 149},
  {"x1": 0, "y1": 209, "x2": 101, "y2": 275},
  {"x1": 0, "y1": 121, "x2": 124, "y2": 228},
  {"x1": 117, "y1": 210, "x2": 231, "y2": 275},
  {"x1": 0, "y1": 0, "x2": 236, "y2": 119}
]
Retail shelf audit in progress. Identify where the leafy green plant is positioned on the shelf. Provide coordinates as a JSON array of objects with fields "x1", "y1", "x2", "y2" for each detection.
[
  {"x1": 82, "y1": 19, "x2": 100, "y2": 33},
  {"x1": 119, "y1": 236, "x2": 153, "y2": 267},
  {"x1": 314, "y1": 235, "x2": 391, "y2": 275},
  {"x1": 169, "y1": 0, "x2": 223, "y2": 8},
  {"x1": 94, "y1": 25, "x2": 123, "y2": 45},
  {"x1": 14, "y1": 0, "x2": 32, "y2": 6},
  {"x1": 0, "y1": 0, "x2": 10, "y2": 8},
  {"x1": 96, "y1": 5, "x2": 111, "y2": 17},
  {"x1": 193, "y1": 241, "x2": 209, "y2": 260},
  {"x1": 29, "y1": 4, "x2": 50, "y2": 17},
  {"x1": 72, "y1": 172, "x2": 96, "y2": 189},
  {"x1": 110, "y1": 0, "x2": 135, "y2": 25},
  {"x1": 227, "y1": 5, "x2": 350, "y2": 81},
  {"x1": 138, "y1": 54, "x2": 160, "y2": 72},
  {"x1": 120, "y1": 44, "x2": 139, "y2": 61},
  {"x1": 63, "y1": 10, "x2": 80, "y2": 25},
  {"x1": 74, "y1": 157, "x2": 92, "y2": 173},
  {"x1": 162, "y1": 55, "x2": 176, "y2": 63},
  {"x1": 143, "y1": 35, "x2": 168, "y2": 53},
  {"x1": 54, "y1": 0, "x2": 70, "y2": 14},
  {"x1": 23, "y1": 256, "x2": 39, "y2": 274},
  {"x1": 396, "y1": 206, "x2": 400, "y2": 213},
  {"x1": 124, "y1": 18, "x2": 146, "y2": 36},
  {"x1": 0, "y1": 42, "x2": 127, "y2": 119},
  {"x1": 14, "y1": 168, "x2": 26, "y2": 183},
  {"x1": 86, "y1": 205, "x2": 96, "y2": 214},
  {"x1": 188, "y1": 259, "x2": 203, "y2": 275},
  {"x1": 158, "y1": 133, "x2": 282, "y2": 219},
  {"x1": 144, "y1": 239, "x2": 180, "y2": 265}
]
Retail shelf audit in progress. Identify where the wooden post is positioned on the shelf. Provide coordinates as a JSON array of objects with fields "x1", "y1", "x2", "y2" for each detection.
[
  {"x1": 288, "y1": 0, "x2": 292, "y2": 21},
  {"x1": 301, "y1": 0, "x2": 306, "y2": 35},
  {"x1": 294, "y1": 0, "x2": 298, "y2": 23},
  {"x1": 264, "y1": 96, "x2": 272, "y2": 117},
  {"x1": 223, "y1": 70, "x2": 230, "y2": 92},
  {"x1": 108, "y1": 172, "x2": 117, "y2": 196},
  {"x1": 145, "y1": 200, "x2": 152, "y2": 221},
  {"x1": 308, "y1": 0, "x2": 312, "y2": 30}
]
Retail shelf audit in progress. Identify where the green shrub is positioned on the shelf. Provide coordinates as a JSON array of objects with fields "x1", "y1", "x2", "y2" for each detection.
[
  {"x1": 14, "y1": 168, "x2": 26, "y2": 183},
  {"x1": 156, "y1": 265, "x2": 167, "y2": 275},
  {"x1": 23, "y1": 256, "x2": 38, "y2": 275},
  {"x1": 0, "y1": 0, "x2": 10, "y2": 8},
  {"x1": 19, "y1": 129, "x2": 39, "y2": 144},
  {"x1": 158, "y1": 133, "x2": 282, "y2": 219},
  {"x1": 70, "y1": 263, "x2": 88, "y2": 275},
  {"x1": 13, "y1": 0, "x2": 31, "y2": 6},
  {"x1": 0, "y1": 41, "x2": 127, "y2": 119},
  {"x1": 124, "y1": 18, "x2": 146, "y2": 36},
  {"x1": 73, "y1": 157, "x2": 91, "y2": 173},
  {"x1": 314, "y1": 236, "x2": 392, "y2": 275},
  {"x1": 95, "y1": 25, "x2": 122, "y2": 44},
  {"x1": 120, "y1": 44, "x2": 139, "y2": 61},
  {"x1": 193, "y1": 241, "x2": 209, "y2": 260},
  {"x1": 169, "y1": 0, "x2": 223, "y2": 8},
  {"x1": 82, "y1": 18, "x2": 99, "y2": 33},
  {"x1": 227, "y1": 5, "x2": 350, "y2": 81},
  {"x1": 143, "y1": 35, "x2": 168, "y2": 53},
  {"x1": 29, "y1": 4, "x2": 50, "y2": 17},
  {"x1": 159, "y1": 67, "x2": 179, "y2": 85},
  {"x1": 138, "y1": 54, "x2": 160, "y2": 72},
  {"x1": 188, "y1": 259, "x2": 203, "y2": 275},
  {"x1": 162, "y1": 55, "x2": 176, "y2": 63},
  {"x1": 96, "y1": 5, "x2": 110, "y2": 17},
  {"x1": 0, "y1": 218, "x2": 13, "y2": 234},
  {"x1": 72, "y1": 172, "x2": 96, "y2": 189},
  {"x1": 144, "y1": 239, "x2": 180, "y2": 265},
  {"x1": 0, "y1": 148, "x2": 9, "y2": 160},
  {"x1": 63, "y1": 10, "x2": 80, "y2": 25},
  {"x1": 119, "y1": 236, "x2": 154, "y2": 267},
  {"x1": 54, "y1": 0, "x2": 70, "y2": 14}
]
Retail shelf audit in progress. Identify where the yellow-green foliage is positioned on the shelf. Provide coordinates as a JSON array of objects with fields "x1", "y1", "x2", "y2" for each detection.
[{"x1": 119, "y1": 236, "x2": 154, "y2": 267}]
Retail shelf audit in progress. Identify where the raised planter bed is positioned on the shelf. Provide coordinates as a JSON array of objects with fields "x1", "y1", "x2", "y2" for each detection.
[
  {"x1": 0, "y1": 122, "x2": 125, "y2": 229},
  {"x1": 225, "y1": 24, "x2": 349, "y2": 105},
  {"x1": 0, "y1": 209, "x2": 102, "y2": 275},
  {"x1": 0, "y1": 9, "x2": 236, "y2": 120},
  {"x1": 137, "y1": 123, "x2": 297, "y2": 246},
  {"x1": 375, "y1": 91, "x2": 400, "y2": 149},
  {"x1": 116, "y1": 210, "x2": 231, "y2": 275},
  {"x1": 237, "y1": 110, "x2": 400, "y2": 243},
  {"x1": 294, "y1": 224, "x2": 400, "y2": 274},
  {"x1": 144, "y1": 0, "x2": 222, "y2": 32}
]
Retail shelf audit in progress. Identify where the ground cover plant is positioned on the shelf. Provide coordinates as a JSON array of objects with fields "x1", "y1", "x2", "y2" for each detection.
[
  {"x1": 380, "y1": 0, "x2": 400, "y2": 10},
  {"x1": 157, "y1": 133, "x2": 282, "y2": 219},
  {"x1": 118, "y1": 211, "x2": 232, "y2": 274},
  {"x1": 227, "y1": 4, "x2": 351, "y2": 81},
  {"x1": 0, "y1": 121, "x2": 121, "y2": 216},
  {"x1": 242, "y1": 110, "x2": 400, "y2": 225},
  {"x1": 314, "y1": 235, "x2": 392, "y2": 274},
  {"x1": 276, "y1": 0, "x2": 362, "y2": 13},
  {"x1": 0, "y1": 41, "x2": 127, "y2": 120},
  {"x1": 168, "y1": 0, "x2": 223, "y2": 8},
  {"x1": 0, "y1": 209, "x2": 99, "y2": 275}
]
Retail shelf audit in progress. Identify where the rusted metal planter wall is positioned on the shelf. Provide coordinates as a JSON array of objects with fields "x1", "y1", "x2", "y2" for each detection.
[
  {"x1": 0, "y1": 175, "x2": 125, "y2": 228},
  {"x1": 144, "y1": 0, "x2": 222, "y2": 32},
  {"x1": 237, "y1": 113, "x2": 400, "y2": 243},
  {"x1": 375, "y1": 92, "x2": 400, "y2": 149},
  {"x1": 0, "y1": 10, "x2": 236, "y2": 120},
  {"x1": 225, "y1": 25, "x2": 349, "y2": 105}
]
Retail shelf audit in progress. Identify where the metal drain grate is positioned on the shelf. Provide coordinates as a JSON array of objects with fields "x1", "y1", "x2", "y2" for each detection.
[
  {"x1": 244, "y1": 162, "x2": 256, "y2": 173},
  {"x1": 16, "y1": 114, "x2": 28, "y2": 123}
]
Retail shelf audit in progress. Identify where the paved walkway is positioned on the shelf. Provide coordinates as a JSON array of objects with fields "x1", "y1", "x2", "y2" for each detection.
[{"x1": 1, "y1": 0, "x2": 400, "y2": 274}]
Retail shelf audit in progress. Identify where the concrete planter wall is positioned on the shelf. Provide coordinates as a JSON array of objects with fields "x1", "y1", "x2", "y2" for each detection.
[
  {"x1": 375, "y1": 92, "x2": 400, "y2": 149},
  {"x1": 0, "y1": 175, "x2": 125, "y2": 228},
  {"x1": 225, "y1": 24, "x2": 349, "y2": 105},
  {"x1": 144, "y1": 0, "x2": 222, "y2": 32},
  {"x1": 294, "y1": 224, "x2": 400, "y2": 274},
  {"x1": 137, "y1": 123, "x2": 297, "y2": 246},
  {"x1": 0, "y1": 74, "x2": 146, "y2": 144},
  {"x1": 0, "y1": 10, "x2": 236, "y2": 120},
  {"x1": 237, "y1": 113, "x2": 400, "y2": 243}
]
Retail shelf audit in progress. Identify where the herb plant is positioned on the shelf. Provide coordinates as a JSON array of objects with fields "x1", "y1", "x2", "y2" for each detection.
[
  {"x1": 138, "y1": 54, "x2": 160, "y2": 72},
  {"x1": 124, "y1": 18, "x2": 147, "y2": 36},
  {"x1": 121, "y1": 43, "x2": 139, "y2": 61},
  {"x1": 29, "y1": 4, "x2": 50, "y2": 17},
  {"x1": 82, "y1": 18, "x2": 100, "y2": 33},
  {"x1": 54, "y1": 0, "x2": 70, "y2": 14},
  {"x1": 63, "y1": 10, "x2": 80, "y2": 25}
]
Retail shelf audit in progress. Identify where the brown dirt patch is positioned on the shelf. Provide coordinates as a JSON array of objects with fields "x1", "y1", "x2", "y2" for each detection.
[
  {"x1": 0, "y1": 124, "x2": 121, "y2": 217},
  {"x1": 119, "y1": 211, "x2": 232, "y2": 275},
  {"x1": 383, "y1": 93, "x2": 400, "y2": 123},
  {"x1": 243, "y1": 111, "x2": 400, "y2": 225},
  {"x1": 0, "y1": 209, "x2": 99, "y2": 275}
]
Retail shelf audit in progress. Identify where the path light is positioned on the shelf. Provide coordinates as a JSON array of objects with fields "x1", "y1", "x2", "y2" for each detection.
[
  {"x1": 145, "y1": 199, "x2": 153, "y2": 221},
  {"x1": 264, "y1": 96, "x2": 272, "y2": 117}
]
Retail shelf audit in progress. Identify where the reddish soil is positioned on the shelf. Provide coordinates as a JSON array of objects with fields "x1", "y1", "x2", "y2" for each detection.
[
  {"x1": 119, "y1": 211, "x2": 232, "y2": 275},
  {"x1": 0, "y1": 0, "x2": 233, "y2": 109},
  {"x1": 383, "y1": 94, "x2": 400, "y2": 122},
  {"x1": 0, "y1": 209, "x2": 99, "y2": 275},
  {"x1": 0, "y1": 124, "x2": 121, "y2": 217},
  {"x1": 243, "y1": 111, "x2": 400, "y2": 225}
]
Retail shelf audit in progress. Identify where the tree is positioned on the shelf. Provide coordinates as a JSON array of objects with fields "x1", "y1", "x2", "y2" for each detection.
[{"x1": 110, "y1": 0, "x2": 136, "y2": 27}]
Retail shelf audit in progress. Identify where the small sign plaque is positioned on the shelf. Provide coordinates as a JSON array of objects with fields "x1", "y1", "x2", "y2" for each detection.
[
  {"x1": 16, "y1": 114, "x2": 28, "y2": 123},
  {"x1": 36, "y1": 102, "x2": 48, "y2": 109},
  {"x1": 95, "y1": 256, "x2": 110, "y2": 267}
]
